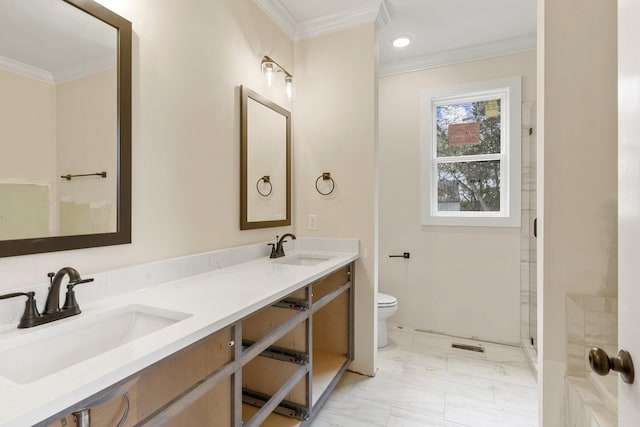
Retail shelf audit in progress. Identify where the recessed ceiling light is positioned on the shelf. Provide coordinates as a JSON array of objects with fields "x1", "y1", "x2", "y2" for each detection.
[{"x1": 392, "y1": 37, "x2": 411, "y2": 48}]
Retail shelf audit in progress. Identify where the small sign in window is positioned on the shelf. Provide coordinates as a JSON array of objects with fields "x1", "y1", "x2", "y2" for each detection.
[
  {"x1": 448, "y1": 123, "x2": 480, "y2": 145},
  {"x1": 485, "y1": 100, "x2": 500, "y2": 118}
]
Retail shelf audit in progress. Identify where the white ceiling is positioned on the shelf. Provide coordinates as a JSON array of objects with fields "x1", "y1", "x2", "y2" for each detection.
[
  {"x1": 253, "y1": 0, "x2": 537, "y2": 76},
  {"x1": 278, "y1": 0, "x2": 379, "y2": 22},
  {"x1": 0, "y1": 0, "x2": 117, "y2": 84}
]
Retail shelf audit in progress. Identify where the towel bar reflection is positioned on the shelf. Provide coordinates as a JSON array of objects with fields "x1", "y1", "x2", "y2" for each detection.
[
  {"x1": 315, "y1": 172, "x2": 335, "y2": 196},
  {"x1": 256, "y1": 175, "x2": 273, "y2": 196},
  {"x1": 61, "y1": 171, "x2": 107, "y2": 181}
]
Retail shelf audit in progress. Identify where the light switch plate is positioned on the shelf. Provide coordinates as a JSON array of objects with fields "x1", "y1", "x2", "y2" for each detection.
[{"x1": 308, "y1": 214, "x2": 317, "y2": 230}]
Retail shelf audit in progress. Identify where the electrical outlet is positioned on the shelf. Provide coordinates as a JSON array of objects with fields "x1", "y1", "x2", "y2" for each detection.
[{"x1": 308, "y1": 214, "x2": 317, "y2": 230}]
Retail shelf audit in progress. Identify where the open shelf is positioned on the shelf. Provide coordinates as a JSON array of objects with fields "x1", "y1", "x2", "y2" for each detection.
[
  {"x1": 311, "y1": 274, "x2": 351, "y2": 408},
  {"x1": 313, "y1": 291, "x2": 349, "y2": 351},
  {"x1": 243, "y1": 306, "x2": 307, "y2": 353},
  {"x1": 241, "y1": 359, "x2": 309, "y2": 427},
  {"x1": 242, "y1": 357, "x2": 308, "y2": 406},
  {"x1": 242, "y1": 404, "x2": 302, "y2": 427},
  {"x1": 311, "y1": 349, "x2": 348, "y2": 405},
  {"x1": 241, "y1": 289, "x2": 312, "y2": 427}
]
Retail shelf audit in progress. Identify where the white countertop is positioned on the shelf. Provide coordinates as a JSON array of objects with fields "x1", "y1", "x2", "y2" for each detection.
[{"x1": 0, "y1": 242, "x2": 358, "y2": 426}]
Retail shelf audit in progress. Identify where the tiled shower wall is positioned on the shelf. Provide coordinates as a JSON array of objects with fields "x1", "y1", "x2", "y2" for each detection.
[
  {"x1": 521, "y1": 102, "x2": 537, "y2": 354},
  {"x1": 566, "y1": 294, "x2": 618, "y2": 377}
]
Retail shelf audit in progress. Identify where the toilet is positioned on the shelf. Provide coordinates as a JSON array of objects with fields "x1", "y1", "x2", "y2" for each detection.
[{"x1": 377, "y1": 292, "x2": 398, "y2": 348}]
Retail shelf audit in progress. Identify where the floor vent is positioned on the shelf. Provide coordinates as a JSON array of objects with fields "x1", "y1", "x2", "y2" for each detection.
[{"x1": 451, "y1": 343, "x2": 485, "y2": 353}]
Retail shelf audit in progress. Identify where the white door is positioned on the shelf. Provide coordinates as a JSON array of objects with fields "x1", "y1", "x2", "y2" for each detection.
[{"x1": 618, "y1": 0, "x2": 640, "y2": 424}]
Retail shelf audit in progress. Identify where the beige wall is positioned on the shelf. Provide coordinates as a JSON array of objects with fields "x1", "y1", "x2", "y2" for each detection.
[
  {"x1": 294, "y1": 24, "x2": 377, "y2": 375},
  {"x1": 0, "y1": 69, "x2": 57, "y2": 184},
  {"x1": 539, "y1": 0, "x2": 618, "y2": 424},
  {"x1": 0, "y1": 184, "x2": 50, "y2": 240},
  {"x1": 0, "y1": 69, "x2": 57, "y2": 238},
  {"x1": 57, "y1": 69, "x2": 118, "y2": 234},
  {"x1": 378, "y1": 51, "x2": 536, "y2": 344},
  {"x1": 0, "y1": 0, "x2": 294, "y2": 286}
]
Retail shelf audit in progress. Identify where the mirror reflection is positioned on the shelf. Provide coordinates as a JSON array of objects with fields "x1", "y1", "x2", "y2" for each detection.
[
  {"x1": 0, "y1": 0, "x2": 118, "y2": 240},
  {"x1": 241, "y1": 86, "x2": 291, "y2": 230}
]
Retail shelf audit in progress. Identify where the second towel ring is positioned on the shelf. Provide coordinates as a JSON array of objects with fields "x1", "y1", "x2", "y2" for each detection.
[
  {"x1": 256, "y1": 175, "x2": 272, "y2": 197},
  {"x1": 315, "y1": 172, "x2": 335, "y2": 196}
]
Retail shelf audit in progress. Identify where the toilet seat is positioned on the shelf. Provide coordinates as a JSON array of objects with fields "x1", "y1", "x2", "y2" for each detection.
[{"x1": 378, "y1": 292, "x2": 397, "y2": 307}]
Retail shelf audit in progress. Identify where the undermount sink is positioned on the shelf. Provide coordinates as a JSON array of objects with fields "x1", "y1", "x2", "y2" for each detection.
[
  {"x1": 274, "y1": 254, "x2": 333, "y2": 266},
  {"x1": 0, "y1": 304, "x2": 191, "y2": 384}
]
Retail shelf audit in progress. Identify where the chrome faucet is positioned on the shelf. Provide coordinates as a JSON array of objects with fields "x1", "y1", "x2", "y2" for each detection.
[{"x1": 0, "y1": 267, "x2": 93, "y2": 328}]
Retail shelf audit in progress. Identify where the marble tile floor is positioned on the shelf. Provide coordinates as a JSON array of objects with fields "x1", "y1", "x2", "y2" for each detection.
[{"x1": 311, "y1": 326, "x2": 538, "y2": 427}]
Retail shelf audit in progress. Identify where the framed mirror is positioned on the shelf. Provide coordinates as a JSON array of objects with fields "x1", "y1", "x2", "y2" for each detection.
[
  {"x1": 0, "y1": 0, "x2": 131, "y2": 257},
  {"x1": 240, "y1": 86, "x2": 291, "y2": 230}
]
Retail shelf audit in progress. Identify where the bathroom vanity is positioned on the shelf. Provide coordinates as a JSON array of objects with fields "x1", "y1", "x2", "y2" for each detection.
[{"x1": 0, "y1": 239, "x2": 357, "y2": 427}]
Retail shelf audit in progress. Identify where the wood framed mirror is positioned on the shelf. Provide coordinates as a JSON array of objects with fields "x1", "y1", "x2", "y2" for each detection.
[
  {"x1": 240, "y1": 86, "x2": 291, "y2": 230},
  {"x1": 0, "y1": 0, "x2": 132, "y2": 257}
]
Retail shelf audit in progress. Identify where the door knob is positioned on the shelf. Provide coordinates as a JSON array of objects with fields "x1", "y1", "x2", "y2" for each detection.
[{"x1": 589, "y1": 347, "x2": 635, "y2": 384}]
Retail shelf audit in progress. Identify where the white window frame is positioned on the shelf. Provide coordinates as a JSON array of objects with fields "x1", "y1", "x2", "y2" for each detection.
[{"x1": 420, "y1": 76, "x2": 521, "y2": 227}]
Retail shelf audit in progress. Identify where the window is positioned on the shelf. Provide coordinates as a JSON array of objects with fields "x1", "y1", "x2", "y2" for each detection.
[{"x1": 420, "y1": 77, "x2": 521, "y2": 227}]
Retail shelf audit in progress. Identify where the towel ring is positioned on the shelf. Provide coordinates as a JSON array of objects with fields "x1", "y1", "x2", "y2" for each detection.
[
  {"x1": 315, "y1": 172, "x2": 335, "y2": 196},
  {"x1": 256, "y1": 176, "x2": 272, "y2": 197}
]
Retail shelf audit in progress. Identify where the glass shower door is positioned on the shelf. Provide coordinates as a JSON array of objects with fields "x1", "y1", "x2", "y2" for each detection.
[{"x1": 528, "y1": 106, "x2": 538, "y2": 351}]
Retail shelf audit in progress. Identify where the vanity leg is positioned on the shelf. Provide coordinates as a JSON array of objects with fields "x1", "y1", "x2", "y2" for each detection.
[{"x1": 72, "y1": 409, "x2": 91, "y2": 426}]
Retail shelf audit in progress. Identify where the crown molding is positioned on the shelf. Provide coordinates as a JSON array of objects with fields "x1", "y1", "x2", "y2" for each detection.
[
  {"x1": 296, "y1": 1, "x2": 381, "y2": 41},
  {"x1": 252, "y1": 0, "x2": 297, "y2": 40},
  {"x1": 0, "y1": 55, "x2": 54, "y2": 85},
  {"x1": 378, "y1": 34, "x2": 537, "y2": 77},
  {"x1": 54, "y1": 57, "x2": 116, "y2": 85},
  {"x1": 253, "y1": 0, "x2": 386, "y2": 41},
  {"x1": 0, "y1": 54, "x2": 115, "y2": 85},
  {"x1": 376, "y1": 0, "x2": 391, "y2": 28}
]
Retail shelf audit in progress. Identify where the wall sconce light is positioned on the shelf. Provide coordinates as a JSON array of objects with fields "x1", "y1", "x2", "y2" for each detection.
[
  {"x1": 262, "y1": 61, "x2": 275, "y2": 86},
  {"x1": 285, "y1": 76, "x2": 293, "y2": 98},
  {"x1": 261, "y1": 55, "x2": 293, "y2": 99}
]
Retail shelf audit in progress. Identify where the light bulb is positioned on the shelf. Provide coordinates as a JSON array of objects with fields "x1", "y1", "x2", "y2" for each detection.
[
  {"x1": 263, "y1": 62, "x2": 274, "y2": 86},
  {"x1": 285, "y1": 76, "x2": 293, "y2": 99}
]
